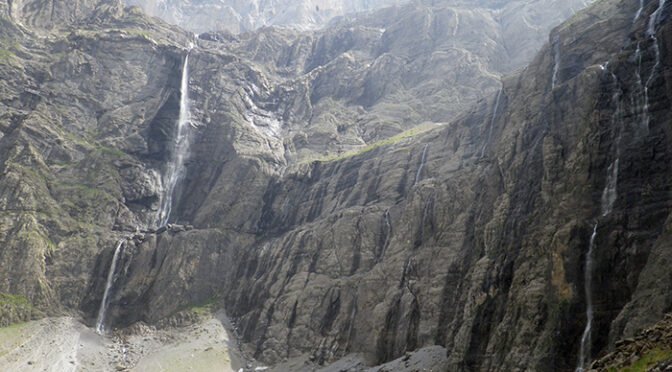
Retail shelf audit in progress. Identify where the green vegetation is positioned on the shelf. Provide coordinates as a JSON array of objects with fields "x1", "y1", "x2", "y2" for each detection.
[
  {"x1": 0, "y1": 321, "x2": 29, "y2": 357},
  {"x1": 51, "y1": 160, "x2": 77, "y2": 166},
  {"x1": 0, "y1": 293, "x2": 35, "y2": 310},
  {"x1": 607, "y1": 347, "x2": 672, "y2": 372},
  {"x1": 98, "y1": 145, "x2": 127, "y2": 158},
  {"x1": 309, "y1": 122, "x2": 438, "y2": 163},
  {"x1": 124, "y1": 28, "x2": 157, "y2": 40},
  {"x1": 0, "y1": 292, "x2": 38, "y2": 329},
  {"x1": 18, "y1": 228, "x2": 56, "y2": 250},
  {"x1": 185, "y1": 295, "x2": 218, "y2": 314},
  {"x1": 73, "y1": 28, "x2": 158, "y2": 42},
  {"x1": 0, "y1": 48, "x2": 14, "y2": 59}
]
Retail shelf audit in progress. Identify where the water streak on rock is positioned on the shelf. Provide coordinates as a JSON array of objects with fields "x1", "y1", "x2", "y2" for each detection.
[
  {"x1": 157, "y1": 44, "x2": 194, "y2": 227},
  {"x1": 552, "y1": 35, "x2": 561, "y2": 89},
  {"x1": 642, "y1": 0, "x2": 666, "y2": 131},
  {"x1": 414, "y1": 144, "x2": 429, "y2": 185},
  {"x1": 95, "y1": 239, "x2": 126, "y2": 334},
  {"x1": 576, "y1": 65, "x2": 622, "y2": 371},
  {"x1": 481, "y1": 87, "x2": 503, "y2": 159},
  {"x1": 576, "y1": 223, "x2": 598, "y2": 372}
]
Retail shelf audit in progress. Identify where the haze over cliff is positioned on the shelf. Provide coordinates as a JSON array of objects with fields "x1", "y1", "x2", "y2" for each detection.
[
  {"x1": 0, "y1": 0, "x2": 671, "y2": 371},
  {"x1": 121, "y1": 0, "x2": 405, "y2": 34}
]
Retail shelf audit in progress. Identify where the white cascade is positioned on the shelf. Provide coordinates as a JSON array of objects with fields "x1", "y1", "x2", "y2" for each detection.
[
  {"x1": 576, "y1": 65, "x2": 622, "y2": 372},
  {"x1": 642, "y1": 0, "x2": 666, "y2": 130},
  {"x1": 632, "y1": 41, "x2": 646, "y2": 128},
  {"x1": 414, "y1": 144, "x2": 429, "y2": 185},
  {"x1": 634, "y1": 0, "x2": 644, "y2": 22},
  {"x1": 383, "y1": 209, "x2": 391, "y2": 248},
  {"x1": 552, "y1": 35, "x2": 561, "y2": 89},
  {"x1": 156, "y1": 44, "x2": 194, "y2": 227},
  {"x1": 377, "y1": 208, "x2": 392, "y2": 261},
  {"x1": 481, "y1": 87, "x2": 503, "y2": 159},
  {"x1": 95, "y1": 239, "x2": 126, "y2": 334},
  {"x1": 602, "y1": 68, "x2": 622, "y2": 215},
  {"x1": 576, "y1": 224, "x2": 598, "y2": 372}
]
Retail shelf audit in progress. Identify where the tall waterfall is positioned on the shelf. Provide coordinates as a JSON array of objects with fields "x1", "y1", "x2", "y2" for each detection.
[
  {"x1": 576, "y1": 224, "x2": 598, "y2": 372},
  {"x1": 414, "y1": 144, "x2": 429, "y2": 185},
  {"x1": 95, "y1": 239, "x2": 126, "y2": 334},
  {"x1": 576, "y1": 66, "x2": 622, "y2": 372},
  {"x1": 156, "y1": 44, "x2": 194, "y2": 227},
  {"x1": 481, "y1": 87, "x2": 503, "y2": 159}
]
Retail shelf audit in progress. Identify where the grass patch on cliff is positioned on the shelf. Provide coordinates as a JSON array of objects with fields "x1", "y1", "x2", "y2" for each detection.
[
  {"x1": 0, "y1": 293, "x2": 36, "y2": 310},
  {"x1": 0, "y1": 292, "x2": 40, "y2": 329},
  {"x1": 607, "y1": 347, "x2": 672, "y2": 372},
  {"x1": 97, "y1": 145, "x2": 127, "y2": 158},
  {"x1": 309, "y1": 122, "x2": 437, "y2": 163},
  {"x1": 185, "y1": 295, "x2": 218, "y2": 314}
]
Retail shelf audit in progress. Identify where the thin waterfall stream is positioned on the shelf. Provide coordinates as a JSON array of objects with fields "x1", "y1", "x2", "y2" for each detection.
[
  {"x1": 634, "y1": 0, "x2": 644, "y2": 22},
  {"x1": 576, "y1": 62, "x2": 623, "y2": 371},
  {"x1": 480, "y1": 87, "x2": 503, "y2": 159},
  {"x1": 642, "y1": 0, "x2": 666, "y2": 130},
  {"x1": 414, "y1": 144, "x2": 429, "y2": 185},
  {"x1": 577, "y1": 223, "x2": 598, "y2": 372},
  {"x1": 552, "y1": 34, "x2": 561, "y2": 89},
  {"x1": 156, "y1": 43, "x2": 195, "y2": 227},
  {"x1": 95, "y1": 239, "x2": 126, "y2": 334}
]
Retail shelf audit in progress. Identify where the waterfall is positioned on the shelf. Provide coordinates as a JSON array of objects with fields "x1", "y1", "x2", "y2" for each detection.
[
  {"x1": 634, "y1": 0, "x2": 644, "y2": 22},
  {"x1": 601, "y1": 67, "x2": 622, "y2": 215},
  {"x1": 632, "y1": 41, "x2": 646, "y2": 128},
  {"x1": 383, "y1": 209, "x2": 391, "y2": 248},
  {"x1": 576, "y1": 224, "x2": 598, "y2": 372},
  {"x1": 642, "y1": 0, "x2": 666, "y2": 131},
  {"x1": 480, "y1": 87, "x2": 503, "y2": 159},
  {"x1": 551, "y1": 35, "x2": 561, "y2": 89},
  {"x1": 414, "y1": 144, "x2": 429, "y2": 185},
  {"x1": 576, "y1": 65, "x2": 622, "y2": 371},
  {"x1": 156, "y1": 44, "x2": 194, "y2": 227},
  {"x1": 95, "y1": 239, "x2": 126, "y2": 334},
  {"x1": 601, "y1": 159, "x2": 619, "y2": 215}
]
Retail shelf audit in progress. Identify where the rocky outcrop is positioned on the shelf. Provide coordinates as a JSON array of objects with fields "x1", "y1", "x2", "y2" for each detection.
[
  {"x1": 592, "y1": 313, "x2": 672, "y2": 371},
  {"x1": 1, "y1": 0, "x2": 671, "y2": 371}
]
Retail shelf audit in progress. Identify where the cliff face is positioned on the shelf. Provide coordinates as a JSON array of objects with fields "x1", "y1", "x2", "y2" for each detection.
[
  {"x1": 0, "y1": 0, "x2": 671, "y2": 371},
  {"x1": 119, "y1": 0, "x2": 596, "y2": 37},
  {"x1": 120, "y1": 0, "x2": 404, "y2": 34}
]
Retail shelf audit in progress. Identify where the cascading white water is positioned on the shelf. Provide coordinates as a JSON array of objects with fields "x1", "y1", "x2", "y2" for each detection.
[
  {"x1": 642, "y1": 0, "x2": 666, "y2": 130},
  {"x1": 156, "y1": 44, "x2": 194, "y2": 227},
  {"x1": 384, "y1": 209, "x2": 391, "y2": 246},
  {"x1": 634, "y1": 0, "x2": 644, "y2": 22},
  {"x1": 480, "y1": 87, "x2": 503, "y2": 159},
  {"x1": 414, "y1": 144, "x2": 429, "y2": 185},
  {"x1": 632, "y1": 41, "x2": 646, "y2": 126},
  {"x1": 576, "y1": 65, "x2": 622, "y2": 371},
  {"x1": 95, "y1": 239, "x2": 126, "y2": 334},
  {"x1": 576, "y1": 224, "x2": 598, "y2": 372},
  {"x1": 551, "y1": 35, "x2": 561, "y2": 89}
]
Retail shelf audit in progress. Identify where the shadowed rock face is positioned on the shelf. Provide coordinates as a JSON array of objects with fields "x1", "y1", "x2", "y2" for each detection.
[{"x1": 1, "y1": 0, "x2": 672, "y2": 371}]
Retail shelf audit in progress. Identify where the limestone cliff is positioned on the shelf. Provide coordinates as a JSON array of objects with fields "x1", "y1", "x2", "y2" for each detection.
[
  {"x1": 0, "y1": 0, "x2": 671, "y2": 371},
  {"x1": 121, "y1": 0, "x2": 404, "y2": 34}
]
